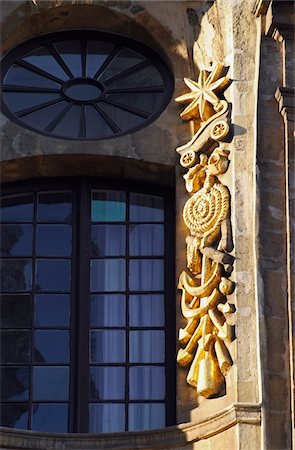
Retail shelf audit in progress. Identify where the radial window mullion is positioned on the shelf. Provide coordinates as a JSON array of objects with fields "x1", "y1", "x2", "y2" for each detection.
[
  {"x1": 16, "y1": 97, "x2": 64, "y2": 118},
  {"x1": 103, "y1": 60, "x2": 150, "y2": 86},
  {"x1": 16, "y1": 59, "x2": 64, "y2": 85},
  {"x1": 100, "y1": 98, "x2": 150, "y2": 119},
  {"x1": 45, "y1": 103, "x2": 73, "y2": 133},
  {"x1": 92, "y1": 103, "x2": 120, "y2": 134},
  {"x1": 93, "y1": 44, "x2": 122, "y2": 80},
  {"x1": 47, "y1": 43, "x2": 75, "y2": 80}
]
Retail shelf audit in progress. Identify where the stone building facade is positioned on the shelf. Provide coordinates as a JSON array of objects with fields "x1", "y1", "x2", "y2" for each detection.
[{"x1": 0, "y1": 0, "x2": 293, "y2": 449}]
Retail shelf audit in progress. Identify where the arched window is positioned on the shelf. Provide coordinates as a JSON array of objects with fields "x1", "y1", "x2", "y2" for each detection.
[{"x1": 0, "y1": 179, "x2": 175, "y2": 433}]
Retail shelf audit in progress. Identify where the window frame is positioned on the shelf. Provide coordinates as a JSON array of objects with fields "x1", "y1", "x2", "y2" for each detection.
[{"x1": 0, "y1": 177, "x2": 176, "y2": 433}]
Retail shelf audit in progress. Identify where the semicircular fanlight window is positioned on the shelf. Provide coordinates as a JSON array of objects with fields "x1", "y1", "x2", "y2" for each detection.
[{"x1": 1, "y1": 31, "x2": 173, "y2": 140}]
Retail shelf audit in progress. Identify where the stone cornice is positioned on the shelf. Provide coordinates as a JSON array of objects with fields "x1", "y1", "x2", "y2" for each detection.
[
  {"x1": 275, "y1": 87, "x2": 295, "y2": 121},
  {"x1": 0, "y1": 403, "x2": 261, "y2": 450}
]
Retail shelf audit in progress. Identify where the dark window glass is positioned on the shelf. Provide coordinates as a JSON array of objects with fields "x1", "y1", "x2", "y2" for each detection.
[
  {"x1": 54, "y1": 40, "x2": 82, "y2": 78},
  {"x1": 36, "y1": 225, "x2": 72, "y2": 257},
  {"x1": 0, "y1": 404, "x2": 29, "y2": 429},
  {"x1": 107, "y1": 92, "x2": 163, "y2": 114},
  {"x1": 22, "y1": 46, "x2": 68, "y2": 80},
  {"x1": 34, "y1": 330, "x2": 70, "y2": 363},
  {"x1": 129, "y1": 259, "x2": 164, "y2": 291},
  {"x1": 90, "y1": 330, "x2": 125, "y2": 363},
  {"x1": 1, "y1": 259, "x2": 32, "y2": 292},
  {"x1": 100, "y1": 47, "x2": 146, "y2": 82},
  {"x1": 90, "y1": 294, "x2": 125, "y2": 327},
  {"x1": 22, "y1": 101, "x2": 67, "y2": 130},
  {"x1": 91, "y1": 224, "x2": 125, "y2": 256},
  {"x1": 90, "y1": 259, "x2": 125, "y2": 292},
  {"x1": 98, "y1": 102, "x2": 144, "y2": 131},
  {"x1": 32, "y1": 403, "x2": 68, "y2": 432},
  {"x1": 34, "y1": 294, "x2": 70, "y2": 327},
  {"x1": 1, "y1": 367, "x2": 29, "y2": 401},
  {"x1": 130, "y1": 193, "x2": 164, "y2": 222},
  {"x1": 129, "y1": 224, "x2": 164, "y2": 256},
  {"x1": 0, "y1": 194, "x2": 33, "y2": 222},
  {"x1": 4, "y1": 65, "x2": 60, "y2": 88},
  {"x1": 0, "y1": 295, "x2": 31, "y2": 328},
  {"x1": 129, "y1": 330, "x2": 165, "y2": 363},
  {"x1": 89, "y1": 367, "x2": 125, "y2": 400},
  {"x1": 129, "y1": 294, "x2": 164, "y2": 327},
  {"x1": 36, "y1": 259, "x2": 71, "y2": 292},
  {"x1": 91, "y1": 191, "x2": 126, "y2": 222},
  {"x1": 53, "y1": 105, "x2": 81, "y2": 139},
  {"x1": 129, "y1": 366, "x2": 165, "y2": 400},
  {"x1": 37, "y1": 192, "x2": 72, "y2": 222},
  {"x1": 87, "y1": 41, "x2": 115, "y2": 78},
  {"x1": 3, "y1": 93, "x2": 61, "y2": 114},
  {"x1": 33, "y1": 367, "x2": 69, "y2": 401},
  {"x1": 128, "y1": 403, "x2": 165, "y2": 431},
  {"x1": 85, "y1": 105, "x2": 114, "y2": 139},
  {"x1": 0, "y1": 331, "x2": 30, "y2": 363},
  {"x1": 89, "y1": 403, "x2": 125, "y2": 433},
  {"x1": 107, "y1": 65, "x2": 163, "y2": 89},
  {"x1": 1, "y1": 224, "x2": 33, "y2": 257}
]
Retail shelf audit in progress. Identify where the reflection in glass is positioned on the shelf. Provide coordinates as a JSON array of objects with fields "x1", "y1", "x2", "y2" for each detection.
[
  {"x1": 1, "y1": 331, "x2": 30, "y2": 363},
  {"x1": 3, "y1": 93, "x2": 61, "y2": 114},
  {"x1": 129, "y1": 224, "x2": 164, "y2": 256},
  {"x1": 22, "y1": 101, "x2": 67, "y2": 131},
  {"x1": 90, "y1": 330, "x2": 125, "y2": 363},
  {"x1": 89, "y1": 403, "x2": 125, "y2": 432},
  {"x1": 107, "y1": 65, "x2": 163, "y2": 89},
  {"x1": 85, "y1": 105, "x2": 114, "y2": 139},
  {"x1": 130, "y1": 193, "x2": 164, "y2": 222},
  {"x1": 1, "y1": 367, "x2": 29, "y2": 401},
  {"x1": 1, "y1": 224, "x2": 33, "y2": 257},
  {"x1": 99, "y1": 102, "x2": 144, "y2": 131},
  {"x1": 34, "y1": 294, "x2": 70, "y2": 327},
  {"x1": 1, "y1": 259, "x2": 32, "y2": 292},
  {"x1": 129, "y1": 330, "x2": 165, "y2": 363},
  {"x1": 34, "y1": 330, "x2": 69, "y2": 363},
  {"x1": 87, "y1": 40, "x2": 114, "y2": 78},
  {"x1": 91, "y1": 191, "x2": 126, "y2": 222},
  {"x1": 36, "y1": 225, "x2": 72, "y2": 256},
  {"x1": 0, "y1": 404, "x2": 28, "y2": 429},
  {"x1": 54, "y1": 41, "x2": 82, "y2": 78},
  {"x1": 4, "y1": 64, "x2": 59, "y2": 88},
  {"x1": 36, "y1": 259, "x2": 71, "y2": 292},
  {"x1": 0, "y1": 295, "x2": 31, "y2": 328},
  {"x1": 129, "y1": 366, "x2": 165, "y2": 400},
  {"x1": 23, "y1": 46, "x2": 68, "y2": 81},
  {"x1": 129, "y1": 259, "x2": 164, "y2": 291},
  {"x1": 129, "y1": 294, "x2": 164, "y2": 327},
  {"x1": 128, "y1": 403, "x2": 165, "y2": 431},
  {"x1": 32, "y1": 403, "x2": 68, "y2": 432},
  {"x1": 53, "y1": 105, "x2": 81, "y2": 139},
  {"x1": 100, "y1": 47, "x2": 145, "y2": 82},
  {"x1": 89, "y1": 367, "x2": 125, "y2": 400},
  {"x1": 37, "y1": 191, "x2": 72, "y2": 222},
  {"x1": 90, "y1": 294, "x2": 125, "y2": 327},
  {"x1": 108, "y1": 92, "x2": 163, "y2": 114},
  {"x1": 33, "y1": 367, "x2": 69, "y2": 401},
  {"x1": 90, "y1": 259, "x2": 125, "y2": 292},
  {"x1": 0, "y1": 194, "x2": 33, "y2": 222},
  {"x1": 91, "y1": 224, "x2": 125, "y2": 256}
]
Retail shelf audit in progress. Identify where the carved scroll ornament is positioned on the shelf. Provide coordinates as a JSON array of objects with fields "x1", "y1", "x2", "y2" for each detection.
[{"x1": 176, "y1": 63, "x2": 235, "y2": 398}]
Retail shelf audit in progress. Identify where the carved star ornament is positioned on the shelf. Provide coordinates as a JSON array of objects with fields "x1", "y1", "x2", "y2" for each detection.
[{"x1": 175, "y1": 63, "x2": 230, "y2": 122}]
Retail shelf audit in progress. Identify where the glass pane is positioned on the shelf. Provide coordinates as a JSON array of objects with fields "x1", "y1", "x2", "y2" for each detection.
[
  {"x1": 129, "y1": 330, "x2": 165, "y2": 363},
  {"x1": 22, "y1": 101, "x2": 68, "y2": 130},
  {"x1": 87, "y1": 40, "x2": 115, "y2": 78},
  {"x1": 36, "y1": 259, "x2": 71, "y2": 292},
  {"x1": 129, "y1": 366, "x2": 165, "y2": 400},
  {"x1": 33, "y1": 367, "x2": 69, "y2": 401},
  {"x1": 107, "y1": 92, "x2": 163, "y2": 114},
  {"x1": 90, "y1": 330, "x2": 125, "y2": 363},
  {"x1": 32, "y1": 403, "x2": 68, "y2": 432},
  {"x1": 129, "y1": 224, "x2": 164, "y2": 256},
  {"x1": 89, "y1": 403, "x2": 125, "y2": 433},
  {"x1": 129, "y1": 294, "x2": 164, "y2": 327},
  {"x1": 34, "y1": 294, "x2": 70, "y2": 327},
  {"x1": 90, "y1": 259, "x2": 125, "y2": 292},
  {"x1": 4, "y1": 64, "x2": 60, "y2": 88},
  {"x1": 0, "y1": 295, "x2": 31, "y2": 328},
  {"x1": 37, "y1": 191, "x2": 72, "y2": 222},
  {"x1": 130, "y1": 193, "x2": 164, "y2": 222},
  {"x1": 0, "y1": 404, "x2": 28, "y2": 429},
  {"x1": 34, "y1": 330, "x2": 70, "y2": 363},
  {"x1": 0, "y1": 194, "x2": 33, "y2": 222},
  {"x1": 89, "y1": 367, "x2": 125, "y2": 400},
  {"x1": 85, "y1": 104, "x2": 114, "y2": 139},
  {"x1": 53, "y1": 104, "x2": 81, "y2": 139},
  {"x1": 1, "y1": 367, "x2": 29, "y2": 401},
  {"x1": 91, "y1": 224, "x2": 125, "y2": 256},
  {"x1": 3, "y1": 93, "x2": 61, "y2": 114},
  {"x1": 23, "y1": 46, "x2": 68, "y2": 80},
  {"x1": 91, "y1": 190, "x2": 126, "y2": 222},
  {"x1": 90, "y1": 294, "x2": 125, "y2": 327},
  {"x1": 54, "y1": 41, "x2": 82, "y2": 78},
  {"x1": 129, "y1": 259, "x2": 164, "y2": 291},
  {"x1": 107, "y1": 65, "x2": 163, "y2": 89},
  {"x1": 99, "y1": 101, "x2": 144, "y2": 131},
  {"x1": 128, "y1": 403, "x2": 165, "y2": 431},
  {"x1": 1, "y1": 224, "x2": 33, "y2": 257},
  {"x1": 100, "y1": 47, "x2": 146, "y2": 82},
  {"x1": 1, "y1": 331, "x2": 30, "y2": 363},
  {"x1": 1, "y1": 259, "x2": 32, "y2": 292},
  {"x1": 36, "y1": 225, "x2": 72, "y2": 256}
]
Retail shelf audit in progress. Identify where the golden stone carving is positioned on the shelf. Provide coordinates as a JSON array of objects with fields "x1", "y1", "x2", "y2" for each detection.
[{"x1": 176, "y1": 63, "x2": 234, "y2": 398}]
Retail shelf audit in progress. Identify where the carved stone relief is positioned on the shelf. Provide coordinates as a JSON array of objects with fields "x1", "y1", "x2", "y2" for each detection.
[{"x1": 176, "y1": 63, "x2": 235, "y2": 398}]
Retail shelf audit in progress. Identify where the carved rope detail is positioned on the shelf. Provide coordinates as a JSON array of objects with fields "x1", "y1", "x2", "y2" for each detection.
[{"x1": 176, "y1": 63, "x2": 234, "y2": 398}]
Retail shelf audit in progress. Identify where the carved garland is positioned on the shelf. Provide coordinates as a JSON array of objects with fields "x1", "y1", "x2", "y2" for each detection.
[{"x1": 176, "y1": 63, "x2": 234, "y2": 398}]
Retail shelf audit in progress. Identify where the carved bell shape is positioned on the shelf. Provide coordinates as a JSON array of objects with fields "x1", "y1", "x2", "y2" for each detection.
[{"x1": 196, "y1": 351, "x2": 223, "y2": 398}]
